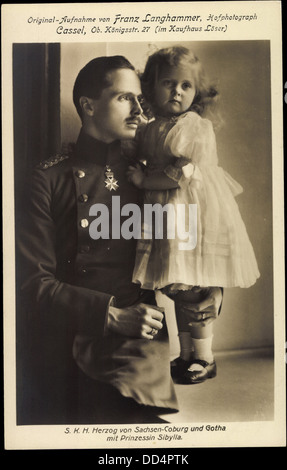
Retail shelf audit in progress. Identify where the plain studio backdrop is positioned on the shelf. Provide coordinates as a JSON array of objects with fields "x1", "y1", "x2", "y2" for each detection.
[{"x1": 60, "y1": 40, "x2": 273, "y2": 356}]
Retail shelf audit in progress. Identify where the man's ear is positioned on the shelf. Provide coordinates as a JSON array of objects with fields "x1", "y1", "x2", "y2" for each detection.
[{"x1": 79, "y1": 96, "x2": 96, "y2": 117}]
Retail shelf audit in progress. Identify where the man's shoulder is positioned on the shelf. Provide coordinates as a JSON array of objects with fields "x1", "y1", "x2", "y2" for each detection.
[
  {"x1": 36, "y1": 153, "x2": 70, "y2": 171},
  {"x1": 35, "y1": 143, "x2": 75, "y2": 171}
]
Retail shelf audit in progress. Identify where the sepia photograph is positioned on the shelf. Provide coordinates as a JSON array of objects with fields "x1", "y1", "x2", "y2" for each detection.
[{"x1": 2, "y1": 2, "x2": 285, "y2": 450}]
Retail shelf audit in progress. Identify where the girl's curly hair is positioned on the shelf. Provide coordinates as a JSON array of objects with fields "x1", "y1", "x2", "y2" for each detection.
[{"x1": 140, "y1": 46, "x2": 219, "y2": 119}]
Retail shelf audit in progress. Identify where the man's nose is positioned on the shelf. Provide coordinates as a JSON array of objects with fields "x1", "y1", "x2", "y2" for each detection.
[{"x1": 131, "y1": 97, "x2": 143, "y2": 115}]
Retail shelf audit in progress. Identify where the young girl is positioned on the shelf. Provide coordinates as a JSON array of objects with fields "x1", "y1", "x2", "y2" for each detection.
[{"x1": 127, "y1": 46, "x2": 260, "y2": 384}]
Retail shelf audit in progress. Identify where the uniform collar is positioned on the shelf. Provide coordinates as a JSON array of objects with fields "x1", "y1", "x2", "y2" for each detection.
[{"x1": 74, "y1": 129, "x2": 121, "y2": 166}]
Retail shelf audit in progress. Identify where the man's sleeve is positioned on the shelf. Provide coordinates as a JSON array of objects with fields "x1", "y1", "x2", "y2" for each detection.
[{"x1": 16, "y1": 168, "x2": 114, "y2": 337}]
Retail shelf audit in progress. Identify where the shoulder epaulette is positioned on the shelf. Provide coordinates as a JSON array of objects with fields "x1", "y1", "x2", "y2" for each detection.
[
  {"x1": 37, "y1": 143, "x2": 75, "y2": 170},
  {"x1": 37, "y1": 153, "x2": 70, "y2": 170}
]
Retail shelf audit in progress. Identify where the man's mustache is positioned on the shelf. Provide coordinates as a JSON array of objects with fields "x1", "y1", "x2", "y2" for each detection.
[{"x1": 126, "y1": 117, "x2": 141, "y2": 125}]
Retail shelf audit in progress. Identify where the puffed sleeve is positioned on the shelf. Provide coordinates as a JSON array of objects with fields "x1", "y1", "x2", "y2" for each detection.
[
  {"x1": 17, "y1": 168, "x2": 115, "y2": 338},
  {"x1": 164, "y1": 112, "x2": 217, "y2": 163},
  {"x1": 163, "y1": 112, "x2": 217, "y2": 186}
]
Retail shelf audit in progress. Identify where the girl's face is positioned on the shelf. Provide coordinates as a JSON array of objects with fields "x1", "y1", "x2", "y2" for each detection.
[{"x1": 154, "y1": 62, "x2": 196, "y2": 117}]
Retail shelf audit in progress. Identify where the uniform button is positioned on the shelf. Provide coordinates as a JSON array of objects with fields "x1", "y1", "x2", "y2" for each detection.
[
  {"x1": 79, "y1": 245, "x2": 90, "y2": 253},
  {"x1": 78, "y1": 266, "x2": 87, "y2": 275},
  {"x1": 80, "y1": 218, "x2": 89, "y2": 228},
  {"x1": 75, "y1": 170, "x2": 86, "y2": 178},
  {"x1": 79, "y1": 193, "x2": 89, "y2": 203}
]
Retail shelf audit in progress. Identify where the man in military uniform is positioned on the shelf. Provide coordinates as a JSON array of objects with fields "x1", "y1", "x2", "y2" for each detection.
[{"x1": 16, "y1": 56, "x2": 222, "y2": 425}]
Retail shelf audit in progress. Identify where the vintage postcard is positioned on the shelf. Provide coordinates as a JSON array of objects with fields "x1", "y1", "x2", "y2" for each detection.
[{"x1": 2, "y1": 1, "x2": 286, "y2": 450}]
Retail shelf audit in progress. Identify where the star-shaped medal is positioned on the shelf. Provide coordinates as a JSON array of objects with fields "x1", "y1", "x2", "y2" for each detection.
[{"x1": 105, "y1": 166, "x2": 119, "y2": 191}]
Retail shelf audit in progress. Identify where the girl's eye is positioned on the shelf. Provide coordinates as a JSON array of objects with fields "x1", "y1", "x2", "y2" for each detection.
[
  {"x1": 162, "y1": 79, "x2": 172, "y2": 87},
  {"x1": 182, "y1": 82, "x2": 192, "y2": 90}
]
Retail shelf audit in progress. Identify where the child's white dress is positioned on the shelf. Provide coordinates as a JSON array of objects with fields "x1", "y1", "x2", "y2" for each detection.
[{"x1": 132, "y1": 111, "x2": 260, "y2": 291}]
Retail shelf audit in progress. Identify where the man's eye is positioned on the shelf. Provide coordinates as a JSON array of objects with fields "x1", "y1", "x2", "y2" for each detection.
[{"x1": 119, "y1": 95, "x2": 130, "y2": 101}]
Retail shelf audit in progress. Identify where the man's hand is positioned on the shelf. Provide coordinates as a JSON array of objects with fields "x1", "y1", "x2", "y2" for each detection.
[
  {"x1": 107, "y1": 303, "x2": 164, "y2": 339},
  {"x1": 127, "y1": 164, "x2": 145, "y2": 188},
  {"x1": 177, "y1": 287, "x2": 223, "y2": 327}
]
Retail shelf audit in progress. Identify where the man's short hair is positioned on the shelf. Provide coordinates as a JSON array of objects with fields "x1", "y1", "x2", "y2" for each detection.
[{"x1": 73, "y1": 55, "x2": 135, "y2": 119}]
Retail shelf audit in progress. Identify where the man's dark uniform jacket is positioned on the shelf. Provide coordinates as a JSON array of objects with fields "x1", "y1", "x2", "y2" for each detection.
[{"x1": 16, "y1": 130, "x2": 177, "y2": 424}]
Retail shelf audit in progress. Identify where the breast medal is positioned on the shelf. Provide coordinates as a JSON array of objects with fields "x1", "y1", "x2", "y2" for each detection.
[{"x1": 105, "y1": 166, "x2": 119, "y2": 191}]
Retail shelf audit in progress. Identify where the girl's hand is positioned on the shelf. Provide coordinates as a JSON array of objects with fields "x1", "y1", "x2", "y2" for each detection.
[{"x1": 127, "y1": 164, "x2": 145, "y2": 188}]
